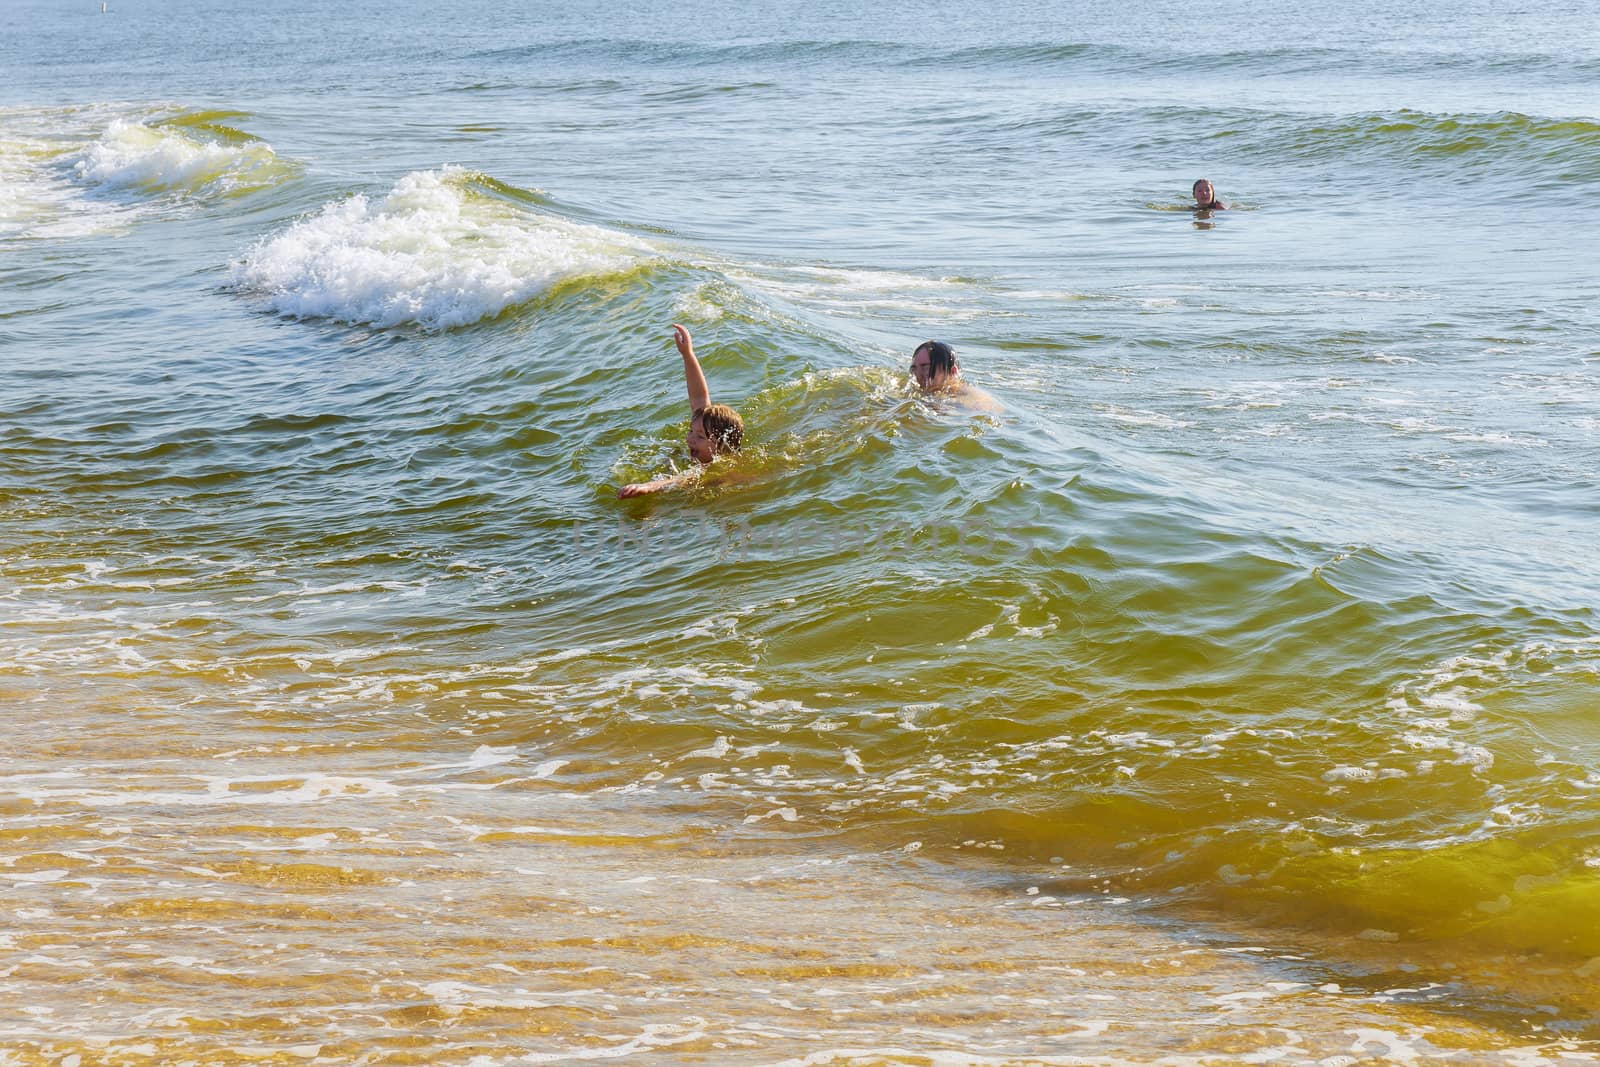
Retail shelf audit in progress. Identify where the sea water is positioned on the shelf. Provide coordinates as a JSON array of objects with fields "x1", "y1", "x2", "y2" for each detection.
[{"x1": 3, "y1": 0, "x2": 1600, "y2": 1062}]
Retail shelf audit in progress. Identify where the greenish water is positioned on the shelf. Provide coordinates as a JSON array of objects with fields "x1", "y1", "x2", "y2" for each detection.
[{"x1": 3, "y1": 0, "x2": 1600, "y2": 1061}]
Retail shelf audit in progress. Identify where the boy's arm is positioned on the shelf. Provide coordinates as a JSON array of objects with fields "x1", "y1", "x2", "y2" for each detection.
[{"x1": 672, "y1": 323, "x2": 711, "y2": 414}]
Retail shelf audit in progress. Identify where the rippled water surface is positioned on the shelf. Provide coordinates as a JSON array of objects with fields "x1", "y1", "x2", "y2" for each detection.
[{"x1": 4, "y1": 0, "x2": 1600, "y2": 1062}]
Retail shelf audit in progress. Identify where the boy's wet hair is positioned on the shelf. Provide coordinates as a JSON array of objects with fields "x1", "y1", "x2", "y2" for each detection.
[
  {"x1": 917, "y1": 340, "x2": 958, "y2": 378},
  {"x1": 696, "y1": 403, "x2": 744, "y2": 453}
]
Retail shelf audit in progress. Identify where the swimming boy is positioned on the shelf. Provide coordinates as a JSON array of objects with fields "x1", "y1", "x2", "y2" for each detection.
[
  {"x1": 910, "y1": 340, "x2": 1002, "y2": 411},
  {"x1": 618, "y1": 324, "x2": 744, "y2": 498},
  {"x1": 1192, "y1": 178, "x2": 1228, "y2": 211}
]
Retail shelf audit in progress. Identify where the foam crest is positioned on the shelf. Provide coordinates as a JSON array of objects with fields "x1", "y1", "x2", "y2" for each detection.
[
  {"x1": 229, "y1": 167, "x2": 647, "y2": 329},
  {"x1": 72, "y1": 118, "x2": 286, "y2": 196}
]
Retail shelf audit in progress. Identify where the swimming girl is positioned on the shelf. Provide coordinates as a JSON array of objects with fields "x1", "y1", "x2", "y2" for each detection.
[
  {"x1": 618, "y1": 324, "x2": 744, "y2": 498},
  {"x1": 1192, "y1": 178, "x2": 1228, "y2": 211}
]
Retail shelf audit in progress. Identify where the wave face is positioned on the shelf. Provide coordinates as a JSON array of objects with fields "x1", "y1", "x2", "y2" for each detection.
[{"x1": 228, "y1": 167, "x2": 648, "y2": 329}]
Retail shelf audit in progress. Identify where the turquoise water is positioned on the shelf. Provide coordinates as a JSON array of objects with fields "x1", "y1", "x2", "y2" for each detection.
[{"x1": 4, "y1": 0, "x2": 1600, "y2": 1061}]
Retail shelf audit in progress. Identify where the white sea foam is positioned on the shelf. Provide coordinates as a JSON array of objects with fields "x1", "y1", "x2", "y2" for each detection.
[
  {"x1": 73, "y1": 118, "x2": 285, "y2": 196},
  {"x1": 420, "y1": 980, "x2": 553, "y2": 1011},
  {"x1": 727, "y1": 263, "x2": 988, "y2": 321},
  {"x1": 762, "y1": 1050, "x2": 1109, "y2": 1067},
  {"x1": 230, "y1": 167, "x2": 647, "y2": 329},
  {"x1": 0, "y1": 132, "x2": 115, "y2": 239},
  {"x1": 1098, "y1": 405, "x2": 1194, "y2": 429},
  {"x1": 528, "y1": 759, "x2": 569, "y2": 779},
  {"x1": 499, "y1": 1019, "x2": 708, "y2": 1063},
  {"x1": 686, "y1": 736, "x2": 732, "y2": 760},
  {"x1": 0, "y1": 141, "x2": 40, "y2": 224},
  {"x1": 673, "y1": 283, "x2": 727, "y2": 321},
  {"x1": 743, "y1": 806, "x2": 799, "y2": 824},
  {"x1": 7, "y1": 773, "x2": 402, "y2": 809},
  {"x1": 412, "y1": 745, "x2": 521, "y2": 773}
]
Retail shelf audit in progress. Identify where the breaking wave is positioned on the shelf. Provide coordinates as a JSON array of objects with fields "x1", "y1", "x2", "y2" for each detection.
[
  {"x1": 228, "y1": 167, "x2": 651, "y2": 329},
  {"x1": 72, "y1": 112, "x2": 292, "y2": 197}
]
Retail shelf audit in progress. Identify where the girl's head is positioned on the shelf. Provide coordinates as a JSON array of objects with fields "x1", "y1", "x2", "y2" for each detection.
[{"x1": 688, "y1": 403, "x2": 743, "y2": 463}]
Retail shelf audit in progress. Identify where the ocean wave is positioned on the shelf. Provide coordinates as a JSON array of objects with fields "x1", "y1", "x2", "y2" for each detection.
[
  {"x1": 228, "y1": 167, "x2": 651, "y2": 330},
  {"x1": 1270, "y1": 109, "x2": 1600, "y2": 172},
  {"x1": 420, "y1": 516, "x2": 1600, "y2": 977},
  {"x1": 72, "y1": 114, "x2": 292, "y2": 197},
  {"x1": 466, "y1": 37, "x2": 912, "y2": 68},
  {"x1": 11, "y1": 510, "x2": 1600, "y2": 1011},
  {"x1": 2, "y1": 106, "x2": 293, "y2": 241},
  {"x1": 461, "y1": 35, "x2": 1600, "y2": 85},
  {"x1": 837, "y1": 609, "x2": 1600, "y2": 969},
  {"x1": 903, "y1": 41, "x2": 1600, "y2": 81},
  {"x1": 983, "y1": 105, "x2": 1600, "y2": 187}
]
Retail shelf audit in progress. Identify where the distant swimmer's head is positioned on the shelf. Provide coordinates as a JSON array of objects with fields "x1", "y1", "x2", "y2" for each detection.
[
  {"x1": 911, "y1": 340, "x2": 959, "y2": 391},
  {"x1": 688, "y1": 403, "x2": 743, "y2": 464},
  {"x1": 1192, "y1": 178, "x2": 1222, "y2": 209}
]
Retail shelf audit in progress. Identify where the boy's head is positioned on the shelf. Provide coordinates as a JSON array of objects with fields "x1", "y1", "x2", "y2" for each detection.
[
  {"x1": 687, "y1": 403, "x2": 743, "y2": 464},
  {"x1": 911, "y1": 340, "x2": 958, "y2": 391}
]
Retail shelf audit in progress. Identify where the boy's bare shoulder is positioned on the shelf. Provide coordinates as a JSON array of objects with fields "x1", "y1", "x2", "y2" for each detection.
[{"x1": 955, "y1": 383, "x2": 1003, "y2": 413}]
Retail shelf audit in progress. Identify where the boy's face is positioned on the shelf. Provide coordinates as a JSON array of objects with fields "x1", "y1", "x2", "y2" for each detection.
[
  {"x1": 911, "y1": 345, "x2": 951, "y2": 390},
  {"x1": 686, "y1": 413, "x2": 716, "y2": 464}
]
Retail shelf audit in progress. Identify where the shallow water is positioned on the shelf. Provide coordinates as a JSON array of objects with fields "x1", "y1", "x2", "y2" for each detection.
[{"x1": 4, "y1": 0, "x2": 1600, "y2": 1062}]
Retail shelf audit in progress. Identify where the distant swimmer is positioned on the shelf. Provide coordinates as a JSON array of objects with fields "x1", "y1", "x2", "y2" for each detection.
[
  {"x1": 910, "y1": 340, "x2": 1002, "y2": 412},
  {"x1": 1192, "y1": 178, "x2": 1228, "y2": 211},
  {"x1": 618, "y1": 324, "x2": 745, "y2": 498}
]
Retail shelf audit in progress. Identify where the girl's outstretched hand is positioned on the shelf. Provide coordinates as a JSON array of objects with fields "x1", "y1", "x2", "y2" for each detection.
[{"x1": 618, "y1": 472, "x2": 693, "y2": 498}]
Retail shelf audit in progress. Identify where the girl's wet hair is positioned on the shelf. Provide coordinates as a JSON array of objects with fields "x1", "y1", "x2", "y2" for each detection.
[
  {"x1": 695, "y1": 403, "x2": 744, "y2": 453},
  {"x1": 916, "y1": 340, "x2": 957, "y2": 378}
]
